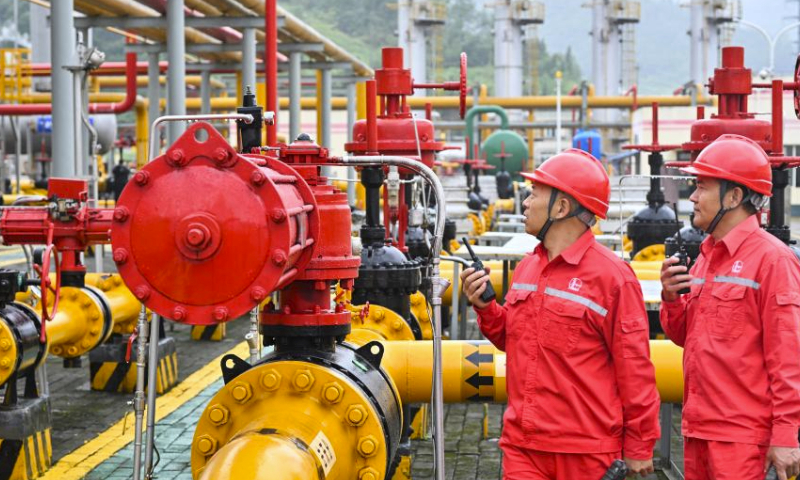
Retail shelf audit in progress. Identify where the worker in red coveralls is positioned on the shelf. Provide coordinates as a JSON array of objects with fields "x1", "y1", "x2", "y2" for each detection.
[
  {"x1": 660, "y1": 134, "x2": 800, "y2": 480},
  {"x1": 461, "y1": 149, "x2": 661, "y2": 479}
]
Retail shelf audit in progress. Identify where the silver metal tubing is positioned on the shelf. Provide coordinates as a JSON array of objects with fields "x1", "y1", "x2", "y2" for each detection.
[
  {"x1": 131, "y1": 305, "x2": 149, "y2": 480},
  {"x1": 340, "y1": 154, "x2": 447, "y2": 480},
  {"x1": 143, "y1": 313, "x2": 160, "y2": 478}
]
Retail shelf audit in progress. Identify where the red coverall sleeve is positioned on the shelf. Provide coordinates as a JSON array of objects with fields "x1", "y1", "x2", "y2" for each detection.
[
  {"x1": 475, "y1": 300, "x2": 508, "y2": 352},
  {"x1": 760, "y1": 257, "x2": 800, "y2": 447},
  {"x1": 659, "y1": 294, "x2": 688, "y2": 347},
  {"x1": 608, "y1": 280, "x2": 661, "y2": 459}
]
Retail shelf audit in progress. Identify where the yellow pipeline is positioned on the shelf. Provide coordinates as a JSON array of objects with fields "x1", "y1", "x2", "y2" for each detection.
[
  {"x1": 85, "y1": 273, "x2": 143, "y2": 335},
  {"x1": 198, "y1": 434, "x2": 319, "y2": 480},
  {"x1": 94, "y1": 75, "x2": 226, "y2": 90},
  {"x1": 38, "y1": 286, "x2": 109, "y2": 359},
  {"x1": 377, "y1": 340, "x2": 684, "y2": 404}
]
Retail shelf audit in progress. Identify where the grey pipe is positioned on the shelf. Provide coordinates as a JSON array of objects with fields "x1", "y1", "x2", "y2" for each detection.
[
  {"x1": 345, "y1": 82, "x2": 357, "y2": 206},
  {"x1": 10, "y1": 118, "x2": 19, "y2": 195},
  {"x1": 51, "y1": 0, "x2": 76, "y2": 178},
  {"x1": 341, "y1": 154, "x2": 447, "y2": 480},
  {"x1": 166, "y1": 0, "x2": 187, "y2": 144},
  {"x1": 241, "y1": 28, "x2": 257, "y2": 95},
  {"x1": 289, "y1": 52, "x2": 302, "y2": 142}
]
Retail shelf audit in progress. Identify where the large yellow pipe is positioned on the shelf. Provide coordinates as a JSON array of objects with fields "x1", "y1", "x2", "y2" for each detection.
[
  {"x1": 379, "y1": 340, "x2": 684, "y2": 404},
  {"x1": 198, "y1": 434, "x2": 318, "y2": 480}
]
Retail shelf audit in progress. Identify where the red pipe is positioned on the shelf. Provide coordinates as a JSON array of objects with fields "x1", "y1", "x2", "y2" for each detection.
[
  {"x1": 772, "y1": 79, "x2": 783, "y2": 155},
  {"x1": 88, "y1": 51, "x2": 137, "y2": 114},
  {"x1": 266, "y1": 0, "x2": 278, "y2": 145},
  {"x1": 0, "y1": 51, "x2": 138, "y2": 116},
  {"x1": 366, "y1": 80, "x2": 378, "y2": 154}
]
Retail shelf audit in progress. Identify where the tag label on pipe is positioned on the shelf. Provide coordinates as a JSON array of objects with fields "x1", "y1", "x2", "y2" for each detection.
[
  {"x1": 495, "y1": 355, "x2": 506, "y2": 379},
  {"x1": 310, "y1": 430, "x2": 336, "y2": 477}
]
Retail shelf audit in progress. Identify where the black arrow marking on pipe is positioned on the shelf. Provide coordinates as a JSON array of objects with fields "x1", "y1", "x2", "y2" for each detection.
[
  {"x1": 465, "y1": 372, "x2": 494, "y2": 389},
  {"x1": 466, "y1": 394, "x2": 495, "y2": 402},
  {"x1": 465, "y1": 351, "x2": 494, "y2": 367}
]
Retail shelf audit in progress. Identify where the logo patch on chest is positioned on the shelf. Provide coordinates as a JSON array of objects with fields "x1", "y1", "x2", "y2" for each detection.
[
  {"x1": 732, "y1": 260, "x2": 743, "y2": 274},
  {"x1": 568, "y1": 278, "x2": 583, "y2": 292}
]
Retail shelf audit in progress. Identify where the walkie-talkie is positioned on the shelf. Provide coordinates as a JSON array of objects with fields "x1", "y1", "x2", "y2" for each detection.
[
  {"x1": 672, "y1": 203, "x2": 691, "y2": 295},
  {"x1": 463, "y1": 237, "x2": 496, "y2": 303},
  {"x1": 764, "y1": 466, "x2": 778, "y2": 480},
  {"x1": 599, "y1": 459, "x2": 629, "y2": 480}
]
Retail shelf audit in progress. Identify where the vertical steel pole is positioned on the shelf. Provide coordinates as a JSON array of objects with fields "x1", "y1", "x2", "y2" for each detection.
[
  {"x1": 319, "y1": 68, "x2": 332, "y2": 177},
  {"x1": 200, "y1": 71, "x2": 211, "y2": 115},
  {"x1": 166, "y1": 0, "x2": 187, "y2": 144},
  {"x1": 51, "y1": 0, "x2": 76, "y2": 177},
  {"x1": 241, "y1": 28, "x2": 256, "y2": 94},
  {"x1": 289, "y1": 51, "x2": 302, "y2": 142},
  {"x1": 148, "y1": 52, "x2": 160, "y2": 138}
]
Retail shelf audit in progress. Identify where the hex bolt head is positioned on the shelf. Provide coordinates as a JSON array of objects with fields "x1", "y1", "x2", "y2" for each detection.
[
  {"x1": 134, "y1": 170, "x2": 150, "y2": 185},
  {"x1": 271, "y1": 209, "x2": 286, "y2": 223},
  {"x1": 250, "y1": 287, "x2": 267, "y2": 302},
  {"x1": 134, "y1": 286, "x2": 150, "y2": 300},
  {"x1": 322, "y1": 382, "x2": 344, "y2": 404},
  {"x1": 271, "y1": 250, "x2": 287, "y2": 267},
  {"x1": 357, "y1": 435, "x2": 379, "y2": 458},
  {"x1": 359, "y1": 467, "x2": 380, "y2": 480},
  {"x1": 346, "y1": 404, "x2": 368, "y2": 427},
  {"x1": 250, "y1": 170, "x2": 267, "y2": 186},
  {"x1": 260, "y1": 369, "x2": 282, "y2": 391},
  {"x1": 112, "y1": 248, "x2": 128, "y2": 264},
  {"x1": 291, "y1": 369, "x2": 315, "y2": 391},
  {"x1": 195, "y1": 435, "x2": 218, "y2": 455},
  {"x1": 373, "y1": 309, "x2": 384, "y2": 321},
  {"x1": 0, "y1": 339, "x2": 11, "y2": 351},
  {"x1": 213, "y1": 148, "x2": 229, "y2": 163},
  {"x1": 213, "y1": 307, "x2": 229, "y2": 322},
  {"x1": 208, "y1": 405, "x2": 230, "y2": 426},
  {"x1": 167, "y1": 149, "x2": 185, "y2": 164},
  {"x1": 113, "y1": 207, "x2": 129, "y2": 222},
  {"x1": 392, "y1": 320, "x2": 403, "y2": 331},
  {"x1": 172, "y1": 306, "x2": 187, "y2": 321},
  {"x1": 230, "y1": 381, "x2": 252, "y2": 404},
  {"x1": 0, "y1": 357, "x2": 10, "y2": 369}
]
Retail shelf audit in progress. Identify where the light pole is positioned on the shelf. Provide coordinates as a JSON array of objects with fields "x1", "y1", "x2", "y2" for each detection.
[{"x1": 737, "y1": 19, "x2": 800, "y2": 77}]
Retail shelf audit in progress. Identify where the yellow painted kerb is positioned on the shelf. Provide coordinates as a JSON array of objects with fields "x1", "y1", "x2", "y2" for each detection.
[{"x1": 41, "y1": 341, "x2": 249, "y2": 480}]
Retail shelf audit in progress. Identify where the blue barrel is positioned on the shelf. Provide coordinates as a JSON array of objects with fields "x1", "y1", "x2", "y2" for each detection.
[{"x1": 572, "y1": 129, "x2": 602, "y2": 159}]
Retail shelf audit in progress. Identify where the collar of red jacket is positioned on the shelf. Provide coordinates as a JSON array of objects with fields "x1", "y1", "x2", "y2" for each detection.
[
  {"x1": 533, "y1": 227, "x2": 594, "y2": 265},
  {"x1": 700, "y1": 214, "x2": 760, "y2": 258}
]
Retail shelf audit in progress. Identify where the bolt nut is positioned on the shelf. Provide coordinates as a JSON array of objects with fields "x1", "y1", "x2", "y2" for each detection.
[
  {"x1": 359, "y1": 467, "x2": 380, "y2": 480},
  {"x1": 271, "y1": 209, "x2": 286, "y2": 223},
  {"x1": 213, "y1": 148, "x2": 229, "y2": 163},
  {"x1": 172, "y1": 306, "x2": 187, "y2": 321},
  {"x1": 134, "y1": 286, "x2": 150, "y2": 301},
  {"x1": 113, "y1": 207, "x2": 130, "y2": 222},
  {"x1": 346, "y1": 404, "x2": 368, "y2": 427},
  {"x1": 81, "y1": 340, "x2": 92, "y2": 349},
  {"x1": 67, "y1": 346, "x2": 78, "y2": 356},
  {"x1": 322, "y1": 382, "x2": 344, "y2": 404},
  {"x1": 208, "y1": 404, "x2": 230, "y2": 426},
  {"x1": 0, "y1": 357, "x2": 10, "y2": 369},
  {"x1": 392, "y1": 320, "x2": 403, "y2": 331},
  {"x1": 230, "y1": 381, "x2": 253, "y2": 404},
  {"x1": 250, "y1": 171, "x2": 267, "y2": 186},
  {"x1": 112, "y1": 248, "x2": 128, "y2": 264},
  {"x1": 213, "y1": 307, "x2": 229, "y2": 322},
  {"x1": 260, "y1": 369, "x2": 282, "y2": 391},
  {"x1": 373, "y1": 309, "x2": 384, "y2": 321},
  {"x1": 134, "y1": 170, "x2": 150, "y2": 185},
  {"x1": 51, "y1": 346, "x2": 63, "y2": 355},
  {"x1": 411, "y1": 295, "x2": 421, "y2": 306},
  {"x1": 167, "y1": 149, "x2": 185, "y2": 164},
  {"x1": 195, "y1": 435, "x2": 218, "y2": 455},
  {"x1": 0, "y1": 339, "x2": 11, "y2": 351},
  {"x1": 357, "y1": 435, "x2": 378, "y2": 458},
  {"x1": 271, "y1": 250, "x2": 287, "y2": 267},
  {"x1": 250, "y1": 287, "x2": 267, "y2": 302},
  {"x1": 291, "y1": 369, "x2": 315, "y2": 391}
]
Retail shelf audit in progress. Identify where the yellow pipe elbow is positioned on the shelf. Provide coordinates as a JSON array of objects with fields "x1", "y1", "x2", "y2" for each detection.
[{"x1": 198, "y1": 433, "x2": 318, "y2": 480}]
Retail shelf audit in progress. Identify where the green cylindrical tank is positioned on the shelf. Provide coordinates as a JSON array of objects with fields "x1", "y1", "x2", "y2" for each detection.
[{"x1": 481, "y1": 130, "x2": 529, "y2": 179}]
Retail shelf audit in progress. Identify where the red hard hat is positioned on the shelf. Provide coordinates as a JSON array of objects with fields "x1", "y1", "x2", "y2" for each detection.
[
  {"x1": 680, "y1": 134, "x2": 773, "y2": 196},
  {"x1": 521, "y1": 148, "x2": 611, "y2": 219}
]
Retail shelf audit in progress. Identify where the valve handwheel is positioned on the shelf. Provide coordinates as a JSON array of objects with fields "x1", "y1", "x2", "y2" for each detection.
[
  {"x1": 794, "y1": 53, "x2": 800, "y2": 119},
  {"x1": 34, "y1": 227, "x2": 62, "y2": 342},
  {"x1": 459, "y1": 52, "x2": 468, "y2": 119}
]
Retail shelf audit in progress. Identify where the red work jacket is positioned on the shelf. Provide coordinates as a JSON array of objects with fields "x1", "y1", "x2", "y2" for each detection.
[
  {"x1": 661, "y1": 215, "x2": 800, "y2": 447},
  {"x1": 475, "y1": 229, "x2": 661, "y2": 459}
]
